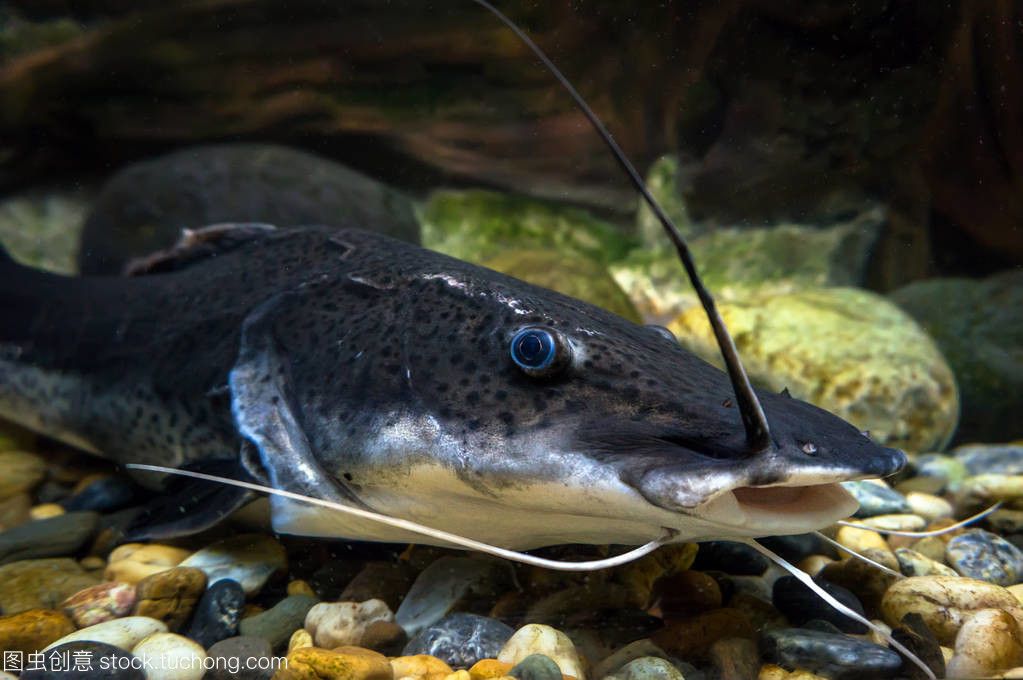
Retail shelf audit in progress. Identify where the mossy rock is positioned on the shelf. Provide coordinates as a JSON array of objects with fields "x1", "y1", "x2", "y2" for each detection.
[
  {"x1": 636, "y1": 155, "x2": 697, "y2": 246},
  {"x1": 612, "y1": 211, "x2": 880, "y2": 324},
  {"x1": 0, "y1": 187, "x2": 93, "y2": 274},
  {"x1": 419, "y1": 189, "x2": 636, "y2": 266},
  {"x1": 481, "y1": 249, "x2": 641, "y2": 323},
  {"x1": 669, "y1": 287, "x2": 959, "y2": 452},
  {"x1": 890, "y1": 270, "x2": 1023, "y2": 444}
]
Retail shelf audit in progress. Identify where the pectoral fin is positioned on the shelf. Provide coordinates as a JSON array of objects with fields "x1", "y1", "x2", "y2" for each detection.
[
  {"x1": 229, "y1": 295, "x2": 370, "y2": 537},
  {"x1": 120, "y1": 458, "x2": 257, "y2": 541}
]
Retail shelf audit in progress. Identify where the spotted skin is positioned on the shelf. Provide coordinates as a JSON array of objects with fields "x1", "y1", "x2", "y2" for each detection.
[{"x1": 0, "y1": 226, "x2": 904, "y2": 547}]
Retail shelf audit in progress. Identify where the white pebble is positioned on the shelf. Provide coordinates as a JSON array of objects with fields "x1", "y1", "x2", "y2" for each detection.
[
  {"x1": 45, "y1": 616, "x2": 167, "y2": 651},
  {"x1": 498, "y1": 623, "x2": 585, "y2": 679},
  {"x1": 132, "y1": 632, "x2": 207, "y2": 680}
]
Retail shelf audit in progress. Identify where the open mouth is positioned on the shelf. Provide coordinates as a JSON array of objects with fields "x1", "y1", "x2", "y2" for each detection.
[{"x1": 694, "y1": 482, "x2": 858, "y2": 536}]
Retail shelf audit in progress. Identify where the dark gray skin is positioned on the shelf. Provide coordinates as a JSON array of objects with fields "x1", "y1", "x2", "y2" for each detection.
[{"x1": 0, "y1": 225, "x2": 904, "y2": 548}]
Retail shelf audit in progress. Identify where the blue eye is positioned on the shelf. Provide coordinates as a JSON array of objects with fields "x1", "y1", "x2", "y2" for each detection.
[{"x1": 511, "y1": 328, "x2": 556, "y2": 370}]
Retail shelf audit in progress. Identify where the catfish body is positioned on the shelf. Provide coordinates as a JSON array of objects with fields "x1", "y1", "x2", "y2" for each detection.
[{"x1": 0, "y1": 225, "x2": 904, "y2": 548}]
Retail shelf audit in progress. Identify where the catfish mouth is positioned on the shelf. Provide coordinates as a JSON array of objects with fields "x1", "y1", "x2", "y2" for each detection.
[{"x1": 692, "y1": 482, "x2": 858, "y2": 536}]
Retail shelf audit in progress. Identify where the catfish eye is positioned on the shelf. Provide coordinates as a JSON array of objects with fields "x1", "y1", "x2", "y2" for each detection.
[{"x1": 510, "y1": 326, "x2": 571, "y2": 377}]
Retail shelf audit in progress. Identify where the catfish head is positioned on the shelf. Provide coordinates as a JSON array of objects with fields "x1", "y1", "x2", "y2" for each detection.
[{"x1": 256, "y1": 229, "x2": 905, "y2": 550}]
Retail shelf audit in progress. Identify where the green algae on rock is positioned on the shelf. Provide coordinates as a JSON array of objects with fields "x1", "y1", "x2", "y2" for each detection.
[
  {"x1": 668, "y1": 287, "x2": 959, "y2": 452},
  {"x1": 890, "y1": 270, "x2": 1023, "y2": 445},
  {"x1": 612, "y1": 212, "x2": 881, "y2": 324},
  {"x1": 0, "y1": 187, "x2": 92, "y2": 275},
  {"x1": 636, "y1": 155, "x2": 698, "y2": 247},
  {"x1": 419, "y1": 189, "x2": 636, "y2": 266},
  {"x1": 482, "y1": 249, "x2": 641, "y2": 323}
]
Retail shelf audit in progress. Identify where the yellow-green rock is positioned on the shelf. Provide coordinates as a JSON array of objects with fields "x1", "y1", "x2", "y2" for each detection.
[
  {"x1": 0, "y1": 608, "x2": 75, "y2": 653},
  {"x1": 0, "y1": 558, "x2": 101, "y2": 614},
  {"x1": 612, "y1": 214, "x2": 880, "y2": 324},
  {"x1": 274, "y1": 646, "x2": 394, "y2": 680},
  {"x1": 481, "y1": 249, "x2": 641, "y2": 323},
  {"x1": 419, "y1": 189, "x2": 635, "y2": 266},
  {"x1": 636, "y1": 155, "x2": 697, "y2": 246},
  {"x1": 668, "y1": 287, "x2": 958, "y2": 451}
]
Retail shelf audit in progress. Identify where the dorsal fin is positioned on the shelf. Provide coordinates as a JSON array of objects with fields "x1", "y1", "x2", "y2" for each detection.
[
  {"x1": 471, "y1": 0, "x2": 772, "y2": 453},
  {"x1": 124, "y1": 223, "x2": 277, "y2": 276}
]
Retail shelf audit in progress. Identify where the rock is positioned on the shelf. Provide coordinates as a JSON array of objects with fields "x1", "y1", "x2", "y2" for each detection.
[
  {"x1": 205, "y1": 636, "x2": 275, "y2": 680},
  {"x1": 891, "y1": 612, "x2": 945, "y2": 680},
  {"x1": 636, "y1": 155, "x2": 697, "y2": 247},
  {"x1": 819, "y1": 551, "x2": 900, "y2": 613},
  {"x1": 131, "y1": 632, "x2": 207, "y2": 680},
  {"x1": 46, "y1": 615, "x2": 167, "y2": 651},
  {"x1": 613, "y1": 212, "x2": 881, "y2": 324},
  {"x1": 396, "y1": 557, "x2": 511, "y2": 636},
  {"x1": 305, "y1": 599, "x2": 395, "y2": 649},
  {"x1": 0, "y1": 557, "x2": 101, "y2": 614},
  {"x1": 612, "y1": 543, "x2": 698, "y2": 609},
  {"x1": 669, "y1": 287, "x2": 958, "y2": 451},
  {"x1": 0, "y1": 493, "x2": 31, "y2": 530},
  {"x1": 833, "y1": 524, "x2": 894, "y2": 557},
  {"x1": 841, "y1": 481, "x2": 911, "y2": 518},
  {"x1": 239, "y1": 594, "x2": 318, "y2": 651},
  {"x1": 911, "y1": 537, "x2": 949, "y2": 564},
  {"x1": 651, "y1": 608, "x2": 755, "y2": 663},
  {"x1": 19, "y1": 640, "x2": 144, "y2": 679},
  {"x1": 498, "y1": 624, "x2": 585, "y2": 679},
  {"x1": 185, "y1": 578, "x2": 246, "y2": 649},
  {"x1": 468, "y1": 659, "x2": 513, "y2": 680},
  {"x1": 946, "y1": 609, "x2": 1023, "y2": 678},
  {"x1": 890, "y1": 271, "x2": 1023, "y2": 444},
  {"x1": 591, "y1": 640, "x2": 671, "y2": 679},
  {"x1": 655, "y1": 570, "x2": 722, "y2": 619},
  {"x1": 178, "y1": 534, "x2": 286, "y2": 596},
  {"x1": 606, "y1": 657, "x2": 685, "y2": 680},
  {"x1": 288, "y1": 580, "x2": 317, "y2": 597},
  {"x1": 0, "y1": 186, "x2": 91, "y2": 275},
  {"x1": 79, "y1": 143, "x2": 420, "y2": 274},
  {"x1": 691, "y1": 541, "x2": 769, "y2": 576},
  {"x1": 760, "y1": 628, "x2": 902, "y2": 680},
  {"x1": 340, "y1": 561, "x2": 418, "y2": 612},
  {"x1": 905, "y1": 493, "x2": 953, "y2": 521},
  {"x1": 946, "y1": 530, "x2": 1023, "y2": 586},
  {"x1": 61, "y1": 476, "x2": 139, "y2": 513},
  {"x1": 276, "y1": 646, "x2": 393, "y2": 680},
  {"x1": 757, "y1": 535, "x2": 832, "y2": 564},
  {"x1": 895, "y1": 549, "x2": 958, "y2": 578},
  {"x1": 710, "y1": 637, "x2": 759, "y2": 680},
  {"x1": 859, "y1": 514, "x2": 927, "y2": 532},
  {"x1": 881, "y1": 576, "x2": 1023, "y2": 644},
  {"x1": 30, "y1": 503, "x2": 65, "y2": 520},
  {"x1": 133, "y1": 566, "x2": 207, "y2": 630},
  {"x1": 105, "y1": 543, "x2": 192, "y2": 584},
  {"x1": 391, "y1": 654, "x2": 454, "y2": 680},
  {"x1": 756, "y1": 666, "x2": 827, "y2": 680},
  {"x1": 0, "y1": 511, "x2": 99, "y2": 564},
  {"x1": 913, "y1": 454, "x2": 969, "y2": 493},
  {"x1": 0, "y1": 608, "x2": 75, "y2": 654},
  {"x1": 797, "y1": 556, "x2": 835, "y2": 577},
  {"x1": 289, "y1": 628, "x2": 314, "y2": 652},
  {"x1": 403, "y1": 613, "x2": 515, "y2": 670},
  {"x1": 991, "y1": 510, "x2": 1023, "y2": 534},
  {"x1": 771, "y1": 576, "x2": 867, "y2": 634},
  {"x1": 0, "y1": 451, "x2": 45, "y2": 500},
  {"x1": 420, "y1": 189, "x2": 634, "y2": 268},
  {"x1": 482, "y1": 249, "x2": 641, "y2": 322},
  {"x1": 954, "y1": 443, "x2": 1023, "y2": 476},
  {"x1": 505, "y1": 654, "x2": 562, "y2": 680},
  {"x1": 61, "y1": 581, "x2": 137, "y2": 627}
]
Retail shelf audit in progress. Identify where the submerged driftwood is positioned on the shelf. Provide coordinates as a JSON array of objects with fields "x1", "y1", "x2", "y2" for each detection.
[{"x1": 1, "y1": 0, "x2": 1020, "y2": 283}]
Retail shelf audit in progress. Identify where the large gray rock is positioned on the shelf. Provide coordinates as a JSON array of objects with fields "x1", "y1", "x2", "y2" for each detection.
[
  {"x1": 78, "y1": 143, "x2": 420, "y2": 274},
  {"x1": 890, "y1": 270, "x2": 1023, "y2": 444}
]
